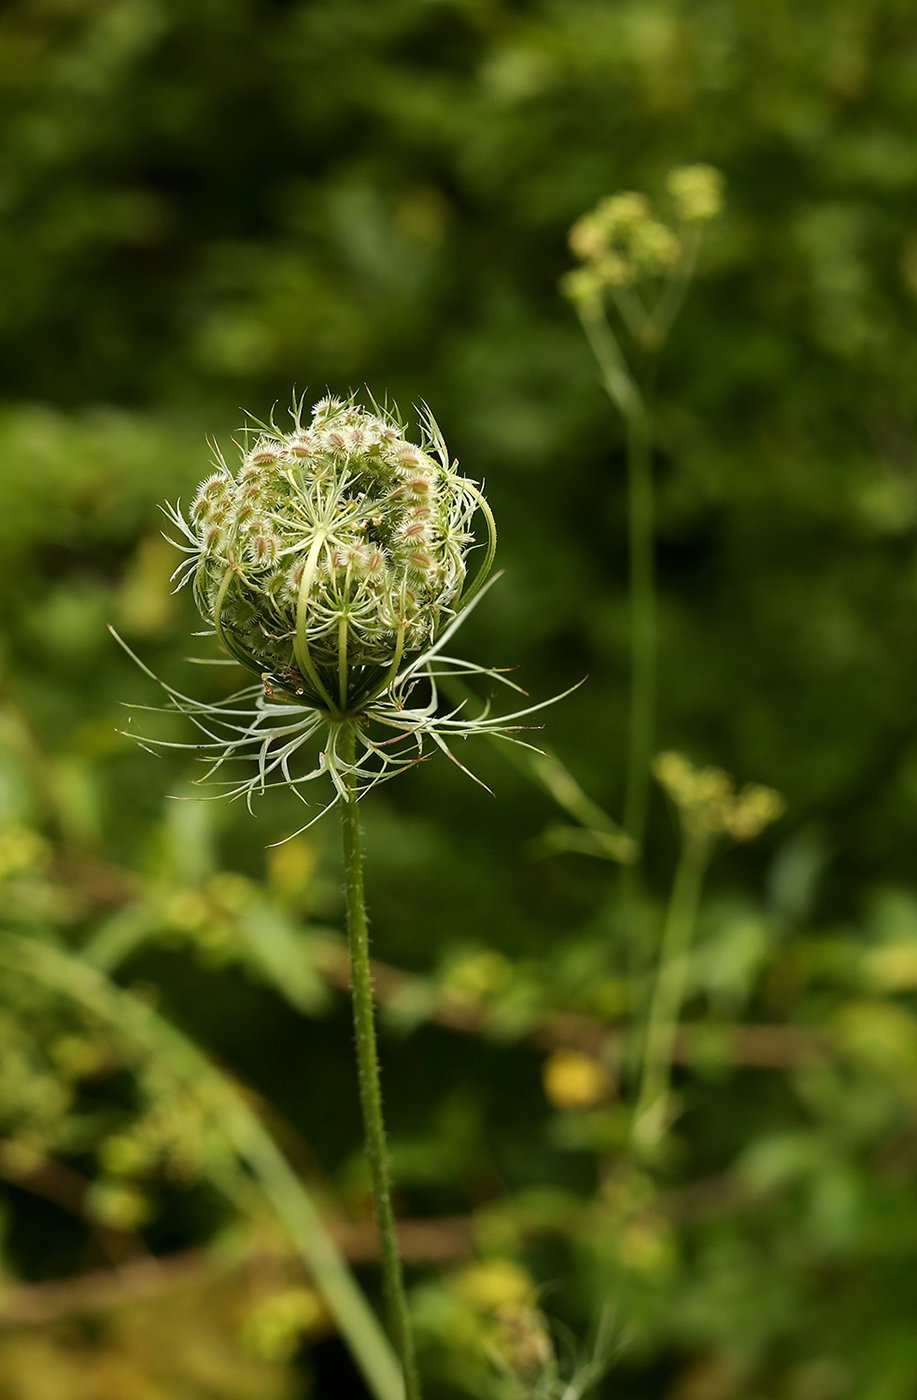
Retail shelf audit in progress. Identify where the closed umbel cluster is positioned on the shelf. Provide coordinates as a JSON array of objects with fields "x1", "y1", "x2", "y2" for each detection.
[
  {"x1": 653, "y1": 751, "x2": 785, "y2": 848},
  {"x1": 170, "y1": 397, "x2": 491, "y2": 714},
  {"x1": 561, "y1": 164, "x2": 724, "y2": 310}
]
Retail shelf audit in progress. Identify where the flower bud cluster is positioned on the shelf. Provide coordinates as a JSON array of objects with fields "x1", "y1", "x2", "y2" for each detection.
[
  {"x1": 666, "y1": 163, "x2": 725, "y2": 224},
  {"x1": 561, "y1": 164, "x2": 724, "y2": 306},
  {"x1": 653, "y1": 751, "x2": 784, "y2": 847},
  {"x1": 179, "y1": 397, "x2": 482, "y2": 700}
]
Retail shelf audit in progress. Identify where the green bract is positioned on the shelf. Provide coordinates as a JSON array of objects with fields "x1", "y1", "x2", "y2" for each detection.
[{"x1": 170, "y1": 396, "x2": 494, "y2": 715}]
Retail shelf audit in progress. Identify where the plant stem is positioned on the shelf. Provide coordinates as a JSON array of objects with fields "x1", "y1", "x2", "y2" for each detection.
[
  {"x1": 339, "y1": 724, "x2": 421, "y2": 1400},
  {"x1": 576, "y1": 298, "x2": 656, "y2": 848},
  {"x1": 622, "y1": 404, "x2": 655, "y2": 848},
  {"x1": 577, "y1": 297, "x2": 643, "y2": 425},
  {"x1": 632, "y1": 835, "x2": 709, "y2": 1153}
]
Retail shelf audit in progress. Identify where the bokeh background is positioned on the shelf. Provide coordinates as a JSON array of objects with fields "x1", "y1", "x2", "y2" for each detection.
[{"x1": 3, "y1": 2, "x2": 917, "y2": 1397}]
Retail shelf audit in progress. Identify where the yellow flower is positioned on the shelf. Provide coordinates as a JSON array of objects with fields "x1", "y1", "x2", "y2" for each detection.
[
  {"x1": 542, "y1": 1048, "x2": 610, "y2": 1109},
  {"x1": 454, "y1": 1258, "x2": 533, "y2": 1311}
]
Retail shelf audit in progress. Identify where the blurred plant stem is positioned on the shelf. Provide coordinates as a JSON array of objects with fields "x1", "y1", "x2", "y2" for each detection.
[
  {"x1": 439, "y1": 672, "x2": 637, "y2": 865},
  {"x1": 0, "y1": 932, "x2": 405, "y2": 1400},
  {"x1": 575, "y1": 298, "x2": 656, "y2": 852},
  {"x1": 623, "y1": 403, "x2": 655, "y2": 848},
  {"x1": 631, "y1": 833, "x2": 710, "y2": 1155},
  {"x1": 339, "y1": 723, "x2": 421, "y2": 1400}
]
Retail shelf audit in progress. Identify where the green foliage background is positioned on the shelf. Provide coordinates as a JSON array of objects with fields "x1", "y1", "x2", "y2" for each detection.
[{"x1": 3, "y1": 1, "x2": 917, "y2": 1397}]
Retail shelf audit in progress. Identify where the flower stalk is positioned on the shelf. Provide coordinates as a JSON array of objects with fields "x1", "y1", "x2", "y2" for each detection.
[
  {"x1": 632, "y1": 753, "x2": 785, "y2": 1156},
  {"x1": 572, "y1": 295, "x2": 656, "y2": 848},
  {"x1": 339, "y1": 723, "x2": 420, "y2": 1400},
  {"x1": 631, "y1": 830, "x2": 709, "y2": 1155},
  {"x1": 622, "y1": 404, "x2": 655, "y2": 849}
]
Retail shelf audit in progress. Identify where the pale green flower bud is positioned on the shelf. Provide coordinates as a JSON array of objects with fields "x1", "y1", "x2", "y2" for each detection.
[
  {"x1": 566, "y1": 188, "x2": 679, "y2": 302},
  {"x1": 594, "y1": 190, "x2": 651, "y2": 233},
  {"x1": 631, "y1": 218, "x2": 680, "y2": 274},
  {"x1": 724, "y1": 783, "x2": 786, "y2": 842},
  {"x1": 568, "y1": 211, "x2": 611, "y2": 263},
  {"x1": 559, "y1": 265, "x2": 606, "y2": 305},
  {"x1": 653, "y1": 751, "x2": 783, "y2": 846},
  {"x1": 666, "y1": 164, "x2": 725, "y2": 223},
  {"x1": 568, "y1": 192, "x2": 651, "y2": 262}
]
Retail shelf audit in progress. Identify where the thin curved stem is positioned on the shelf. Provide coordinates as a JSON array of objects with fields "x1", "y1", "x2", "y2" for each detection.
[
  {"x1": 576, "y1": 298, "x2": 656, "y2": 848},
  {"x1": 455, "y1": 485, "x2": 497, "y2": 615},
  {"x1": 354, "y1": 625, "x2": 406, "y2": 711},
  {"x1": 338, "y1": 725, "x2": 421, "y2": 1400},
  {"x1": 339, "y1": 613, "x2": 350, "y2": 710},
  {"x1": 622, "y1": 404, "x2": 655, "y2": 848},
  {"x1": 294, "y1": 532, "x2": 337, "y2": 713},
  {"x1": 652, "y1": 225, "x2": 702, "y2": 344},
  {"x1": 632, "y1": 835, "x2": 709, "y2": 1155},
  {"x1": 576, "y1": 297, "x2": 644, "y2": 424},
  {"x1": 211, "y1": 566, "x2": 265, "y2": 676},
  {"x1": 212, "y1": 566, "x2": 236, "y2": 657}
]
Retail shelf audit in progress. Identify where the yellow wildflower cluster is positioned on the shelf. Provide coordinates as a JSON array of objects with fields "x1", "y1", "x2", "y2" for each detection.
[{"x1": 653, "y1": 751, "x2": 784, "y2": 847}]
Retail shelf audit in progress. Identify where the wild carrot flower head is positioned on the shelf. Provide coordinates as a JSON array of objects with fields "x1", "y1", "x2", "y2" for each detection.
[
  {"x1": 172, "y1": 395, "x2": 491, "y2": 714},
  {"x1": 119, "y1": 393, "x2": 567, "y2": 828}
]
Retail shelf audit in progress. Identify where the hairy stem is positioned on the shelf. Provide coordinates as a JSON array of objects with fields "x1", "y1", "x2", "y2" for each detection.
[
  {"x1": 339, "y1": 725, "x2": 420, "y2": 1400},
  {"x1": 632, "y1": 836, "x2": 709, "y2": 1153}
]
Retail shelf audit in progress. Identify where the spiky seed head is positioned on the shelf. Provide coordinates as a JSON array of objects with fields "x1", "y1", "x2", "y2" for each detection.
[
  {"x1": 120, "y1": 390, "x2": 574, "y2": 825},
  {"x1": 177, "y1": 397, "x2": 483, "y2": 696}
]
